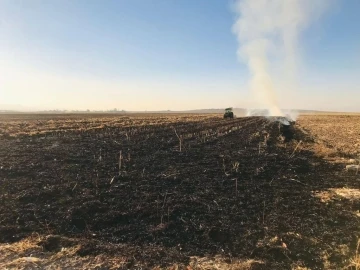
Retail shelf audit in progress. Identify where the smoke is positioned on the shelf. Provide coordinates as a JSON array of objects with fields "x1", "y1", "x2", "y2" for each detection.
[
  {"x1": 232, "y1": 0, "x2": 329, "y2": 117},
  {"x1": 246, "y1": 108, "x2": 298, "y2": 121}
]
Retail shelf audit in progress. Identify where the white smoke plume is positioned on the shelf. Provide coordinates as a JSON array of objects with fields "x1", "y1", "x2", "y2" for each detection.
[{"x1": 232, "y1": 0, "x2": 329, "y2": 117}]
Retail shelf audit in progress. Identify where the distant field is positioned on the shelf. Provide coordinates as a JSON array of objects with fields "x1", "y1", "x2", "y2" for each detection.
[
  {"x1": 298, "y1": 115, "x2": 360, "y2": 158},
  {"x1": 0, "y1": 114, "x2": 359, "y2": 269},
  {"x1": 300, "y1": 111, "x2": 360, "y2": 115}
]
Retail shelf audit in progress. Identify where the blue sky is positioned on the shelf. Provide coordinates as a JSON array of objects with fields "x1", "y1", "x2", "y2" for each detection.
[{"x1": 0, "y1": 0, "x2": 359, "y2": 111}]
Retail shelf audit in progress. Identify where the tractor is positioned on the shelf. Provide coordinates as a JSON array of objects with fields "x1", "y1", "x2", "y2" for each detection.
[{"x1": 223, "y1": 107, "x2": 234, "y2": 119}]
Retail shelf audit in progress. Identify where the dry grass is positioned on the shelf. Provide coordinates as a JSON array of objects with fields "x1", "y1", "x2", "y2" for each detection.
[
  {"x1": 0, "y1": 235, "x2": 266, "y2": 270},
  {"x1": 313, "y1": 188, "x2": 360, "y2": 202},
  {"x1": 0, "y1": 235, "x2": 128, "y2": 270},
  {"x1": 297, "y1": 115, "x2": 360, "y2": 158},
  {"x1": 187, "y1": 256, "x2": 264, "y2": 270},
  {"x1": 348, "y1": 239, "x2": 360, "y2": 270}
]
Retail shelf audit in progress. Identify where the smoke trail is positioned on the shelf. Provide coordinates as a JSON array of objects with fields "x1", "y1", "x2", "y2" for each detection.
[{"x1": 232, "y1": 0, "x2": 328, "y2": 117}]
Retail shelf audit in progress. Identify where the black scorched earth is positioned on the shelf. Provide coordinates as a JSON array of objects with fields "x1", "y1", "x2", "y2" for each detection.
[{"x1": 0, "y1": 115, "x2": 359, "y2": 269}]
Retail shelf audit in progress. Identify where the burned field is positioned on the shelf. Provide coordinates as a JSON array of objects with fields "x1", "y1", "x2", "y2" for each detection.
[{"x1": 0, "y1": 114, "x2": 359, "y2": 269}]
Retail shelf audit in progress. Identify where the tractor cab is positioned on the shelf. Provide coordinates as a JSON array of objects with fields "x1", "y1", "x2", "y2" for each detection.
[{"x1": 224, "y1": 107, "x2": 234, "y2": 119}]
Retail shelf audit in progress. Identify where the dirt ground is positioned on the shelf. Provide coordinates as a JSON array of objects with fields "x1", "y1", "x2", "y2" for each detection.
[{"x1": 0, "y1": 113, "x2": 359, "y2": 269}]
